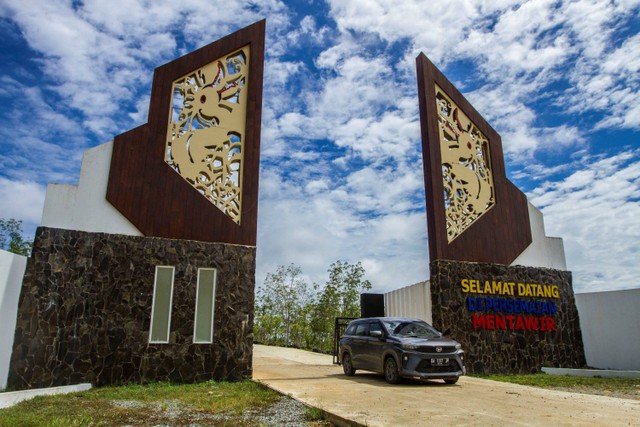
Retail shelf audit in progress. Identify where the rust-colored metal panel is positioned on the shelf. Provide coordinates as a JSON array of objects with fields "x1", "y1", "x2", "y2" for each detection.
[
  {"x1": 416, "y1": 53, "x2": 531, "y2": 264},
  {"x1": 107, "y1": 20, "x2": 265, "y2": 246}
]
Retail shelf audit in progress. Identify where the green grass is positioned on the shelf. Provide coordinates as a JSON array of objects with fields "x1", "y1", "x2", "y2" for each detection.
[
  {"x1": 0, "y1": 381, "x2": 282, "y2": 427},
  {"x1": 479, "y1": 373, "x2": 640, "y2": 400},
  {"x1": 306, "y1": 405, "x2": 327, "y2": 422}
]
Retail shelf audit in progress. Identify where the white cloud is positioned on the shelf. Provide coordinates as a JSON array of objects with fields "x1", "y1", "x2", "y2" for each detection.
[
  {"x1": 0, "y1": 178, "x2": 46, "y2": 234},
  {"x1": 1, "y1": 0, "x2": 639, "y2": 298},
  {"x1": 1, "y1": 0, "x2": 289, "y2": 139},
  {"x1": 324, "y1": 0, "x2": 640, "y2": 162},
  {"x1": 529, "y1": 150, "x2": 640, "y2": 293},
  {"x1": 567, "y1": 28, "x2": 640, "y2": 129},
  {"x1": 285, "y1": 15, "x2": 329, "y2": 46}
]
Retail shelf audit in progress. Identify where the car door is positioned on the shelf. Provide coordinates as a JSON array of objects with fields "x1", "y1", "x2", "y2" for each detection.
[
  {"x1": 361, "y1": 321, "x2": 386, "y2": 371},
  {"x1": 350, "y1": 322, "x2": 370, "y2": 369}
]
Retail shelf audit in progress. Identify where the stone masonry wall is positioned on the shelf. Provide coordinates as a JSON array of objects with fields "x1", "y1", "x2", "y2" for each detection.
[
  {"x1": 430, "y1": 260, "x2": 586, "y2": 374},
  {"x1": 8, "y1": 227, "x2": 255, "y2": 390}
]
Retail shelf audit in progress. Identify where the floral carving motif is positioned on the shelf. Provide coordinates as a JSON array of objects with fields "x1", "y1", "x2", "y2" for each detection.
[
  {"x1": 165, "y1": 46, "x2": 250, "y2": 224},
  {"x1": 435, "y1": 84, "x2": 495, "y2": 242}
]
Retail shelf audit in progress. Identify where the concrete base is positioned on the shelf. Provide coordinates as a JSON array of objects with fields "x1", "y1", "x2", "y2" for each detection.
[
  {"x1": 8, "y1": 227, "x2": 256, "y2": 390},
  {"x1": 0, "y1": 383, "x2": 92, "y2": 409},
  {"x1": 542, "y1": 367, "x2": 640, "y2": 379}
]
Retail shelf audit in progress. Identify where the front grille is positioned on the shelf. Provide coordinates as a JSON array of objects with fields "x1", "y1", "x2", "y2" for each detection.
[{"x1": 417, "y1": 345, "x2": 457, "y2": 354}]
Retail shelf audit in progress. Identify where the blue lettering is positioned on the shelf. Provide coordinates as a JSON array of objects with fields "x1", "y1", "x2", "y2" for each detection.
[
  {"x1": 484, "y1": 298, "x2": 494, "y2": 311},
  {"x1": 505, "y1": 299, "x2": 514, "y2": 313}
]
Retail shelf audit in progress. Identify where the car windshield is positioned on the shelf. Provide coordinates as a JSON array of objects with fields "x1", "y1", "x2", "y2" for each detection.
[{"x1": 382, "y1": 320, "x2": 442, "y2": 339}]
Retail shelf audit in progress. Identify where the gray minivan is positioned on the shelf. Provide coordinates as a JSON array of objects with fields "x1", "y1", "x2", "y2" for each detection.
[{"x1": 339, "y1": 317, "x2": 466, "y2": 384}]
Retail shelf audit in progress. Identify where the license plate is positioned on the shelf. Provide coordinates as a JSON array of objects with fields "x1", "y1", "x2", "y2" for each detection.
[{"x1": 431, "y1": 358, "x2": 449, "y2": 366}]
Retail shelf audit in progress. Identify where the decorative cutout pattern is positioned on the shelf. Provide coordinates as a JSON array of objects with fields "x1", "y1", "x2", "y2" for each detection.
[
  {"x1": 165, "y1": 46, "x2": 250, "y2": 224},
  {"x1": 435, "y1": 84, "x2": 495, "y2": 242}
]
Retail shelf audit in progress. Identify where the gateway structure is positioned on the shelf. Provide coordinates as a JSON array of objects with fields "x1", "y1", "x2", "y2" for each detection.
[
  {"x1": 410, "y1": 54, "x2": 585, "y2": 374},
  {"x1": 6, "y1": 21, "x2": 265, "y2": 390}
]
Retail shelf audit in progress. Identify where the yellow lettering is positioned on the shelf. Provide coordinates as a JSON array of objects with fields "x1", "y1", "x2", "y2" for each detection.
[
  {"x1": 464, "y1": 278, "x2": 560, "y2": 297},
  {"x1": 492, "y1": 281, "x2": 501, "y2": 294},
  {"x1": 484, "y1": 280, "x2": 492, "y2": 294},
  {"x1": 469, "y1": 279, "x2": 479, "y2": 293}
]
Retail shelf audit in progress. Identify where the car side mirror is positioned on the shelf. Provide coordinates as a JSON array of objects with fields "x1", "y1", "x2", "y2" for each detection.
[{"x1": 370, "y1": 330, "x2": 383, "y2": 339}]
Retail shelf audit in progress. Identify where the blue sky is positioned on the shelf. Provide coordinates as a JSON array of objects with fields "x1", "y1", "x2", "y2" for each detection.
[{"x1": 0, "y1": 0, "x2": 638, "y2": 294}]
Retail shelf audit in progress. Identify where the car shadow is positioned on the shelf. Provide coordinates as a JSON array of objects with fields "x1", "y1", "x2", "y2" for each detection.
[{"x1": 326, "y1": 371, "x2": 460, "y2": 387}]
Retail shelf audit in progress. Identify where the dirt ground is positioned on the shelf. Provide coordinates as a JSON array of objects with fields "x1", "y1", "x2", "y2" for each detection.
[{"x1": 252, "y1": 345, "x2": 640, "y2": 427}]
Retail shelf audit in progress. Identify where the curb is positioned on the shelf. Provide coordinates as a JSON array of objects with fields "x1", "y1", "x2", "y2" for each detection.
[
  {"x1": 0, "y1": 383, "x2": 92, "y2": 409},
  {"x1": 252, "y1": 379, "x2": 367, "y2": 427},
  {"x1": 542, "y1": 367, "x2": 640, "y2": 379}
]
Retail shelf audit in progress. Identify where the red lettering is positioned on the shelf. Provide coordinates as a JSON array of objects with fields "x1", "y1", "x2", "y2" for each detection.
[
  {"x1": 486, "y1": 315, "x2": 495, "y2": 329},
  {"x1": 472, "y1": 314, "x2": 486, "y2": 329},
  {"x1": 546, "y1": 317, "x2": 556, "y2": 331},
  {"x1": 524, "y1": 316, "x2": 538, "y2": 330},
  {"x1": 473, "y1": 314, "x2": 556, "y2": 332},
  {"x1": 495, "y1": 314, "x2": 506, "y2": 330}
]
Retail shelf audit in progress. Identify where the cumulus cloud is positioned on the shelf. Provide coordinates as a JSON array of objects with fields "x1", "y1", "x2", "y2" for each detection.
[
  {"x1": 1, "y1": 0, "x2": 638, "y2": 294},
  {"x1": 529, "y1": 150, "x2": 640, "y2": 292},
  {"x1": 256, "y1": 167, "x2": 429, "y2": 292},
  {"x1": 0, "y1": 177, "x2": 46, "y2": 235}
]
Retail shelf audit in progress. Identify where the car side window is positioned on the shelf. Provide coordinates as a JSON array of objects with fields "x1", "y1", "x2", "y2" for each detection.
[
  {"x1": 355, "y1": 323, "x2": 369, "y2": 336},
  {"x1": 345, "y1": 324, "x2": 357, "y2": 335},
  {"x1": 369, "y1": 322, "x2": 383, "y2": 336}
]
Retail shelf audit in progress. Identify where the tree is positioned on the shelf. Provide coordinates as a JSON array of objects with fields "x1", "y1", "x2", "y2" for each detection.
[
  {"x1": 254, "y1": 260, "x2": 373, "y2": 353},
  {"x1": 254, "y1": 264, "x2": 311, "y2": 348},
  {"x1": 0, "y1": 218, "x2": 33, "y2": 256},
  {"x1": 309, "y1": 260, "x2": 372, "y2": 352}
]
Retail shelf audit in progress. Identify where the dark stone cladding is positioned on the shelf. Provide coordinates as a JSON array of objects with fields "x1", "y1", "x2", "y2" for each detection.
[
  {"x1": 430, "y1": 260, "x2": 586, "y2": 374},
  {"x1": 7, "y1": 227, "x2": 256, "y2": 390}
]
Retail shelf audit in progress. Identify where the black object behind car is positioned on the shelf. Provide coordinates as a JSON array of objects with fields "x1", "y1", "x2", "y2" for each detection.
[{"x1": 339, "y1": 317, "x2": 465, "y2": 384}]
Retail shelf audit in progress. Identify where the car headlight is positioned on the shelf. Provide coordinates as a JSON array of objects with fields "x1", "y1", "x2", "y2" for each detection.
[
  {"x1": 401, "y1": 344, "x2": 418, "y2": 350},
  {"x1": 455, "y1": 343, "x2": 462, "y2": 350}
]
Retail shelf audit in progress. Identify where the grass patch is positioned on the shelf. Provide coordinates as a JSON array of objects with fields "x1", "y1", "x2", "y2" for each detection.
[
  {"x1": 306, "y1": 405, "x2": 327, "y2": 422},
  {"x1": 479, "y1": 373, "x2": 640, "y2": 400},
  {"x1": 0, "y1": 381, "x2": 282, "y2": 427}
]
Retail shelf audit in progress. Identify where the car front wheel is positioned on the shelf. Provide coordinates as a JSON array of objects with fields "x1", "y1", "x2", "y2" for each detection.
[
  {"x1": 444, "y1": 378, "x2": 459, "y2": 384},
  {"x1": 342, "y1": 352, "x2": 356, "y2": 376},
  {"x1": 384, "y1": 356, "x2": 400, "y2": 384}
]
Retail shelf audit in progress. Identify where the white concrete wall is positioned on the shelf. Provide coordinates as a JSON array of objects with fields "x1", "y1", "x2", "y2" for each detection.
[
  {"x1": 0, "y1": 250, "x2": 27, "y2": 390},
  {"x1": 41, "y1": 141, "x2": 142, "y2": 236},
  {"x1": 575, "y1": 289, "x2": 640, "y2": 370},
  {"x1": 512, "y1": 202, "x2": 567, "y2": 270},
  {"x1": 384, "y1": 281, "x2": 432, "y2": 324}
]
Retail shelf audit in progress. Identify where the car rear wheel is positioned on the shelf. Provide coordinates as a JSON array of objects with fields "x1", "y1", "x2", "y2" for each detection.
[
  {"x1": 342, "y1": 353, "x2": 356, "y2": 376},
  {"x1": 384, "y1": 357, "x2": 400, "y2": 384},
  {"x1": 444, "y1": 378, "x2": 459, "y2": 384}
]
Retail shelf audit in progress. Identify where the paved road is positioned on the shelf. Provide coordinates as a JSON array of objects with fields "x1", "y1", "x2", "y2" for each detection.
[{"x1": 252, "y1": 345, "x2": 640, "y2": 426}]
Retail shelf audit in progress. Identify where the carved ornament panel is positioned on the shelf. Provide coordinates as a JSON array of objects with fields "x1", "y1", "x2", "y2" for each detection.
[
  {"x1": 165, "y1": 46, "x2": 250, "y2": 224},
  {"x1": 435, "y1": 84, "x2": 495, "y2": 242}
]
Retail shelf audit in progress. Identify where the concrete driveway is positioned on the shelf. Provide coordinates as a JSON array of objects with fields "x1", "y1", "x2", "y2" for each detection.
[{"x1": 252, "y1": 345, "x2": 640, "y2": 426}]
